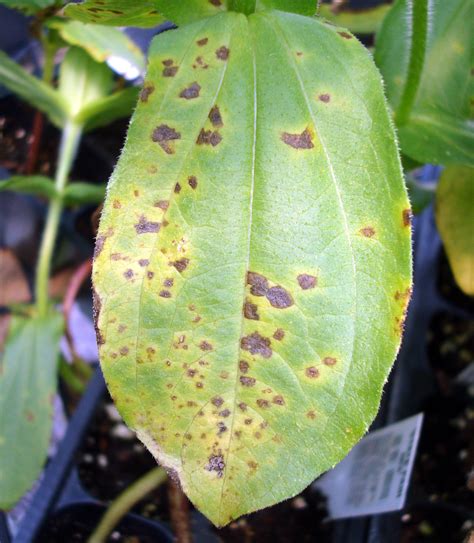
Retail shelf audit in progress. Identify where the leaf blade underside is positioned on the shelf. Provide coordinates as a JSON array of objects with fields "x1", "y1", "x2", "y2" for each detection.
[{"x1": 92, "y1": 11, "x2": 412, "y2": 526}]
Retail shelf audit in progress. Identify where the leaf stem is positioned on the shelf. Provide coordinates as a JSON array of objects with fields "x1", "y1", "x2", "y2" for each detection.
[
  {"x1": 87, "y1": 467, "x2": 167, "y2": 543},
  {"x1": 35, "y1": 121, "x2": 82, "y2": 317},
  {"x1": 228, "y1": 0, "x2": 256, "y2": 15},
  {"x1": 395, "y1": 0, "x2": 429, "y2": 126}
]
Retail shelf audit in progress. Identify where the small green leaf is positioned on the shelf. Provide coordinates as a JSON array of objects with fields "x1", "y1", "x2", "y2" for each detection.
[
  {"x1": 435, "y1": 166, "x2": 474, "y2": 295},
  {"x1": 77, "y1": 87, "x2": 139, "y2": 131},
  {"x1": 0, "y1": 175, "x2": 57, "y2": 199},
  {"x1": 0, "y1": 0, "x2": 58, "y2": 14},
  {"x1": 0, "y1": 312, "x2": 63, "y2": 509},
  {"x1": 64, "y1": 182, "x2": 106, "y2": 205},
  {"x1": 317, "y1": 4, "x2": 391, "y2": 34},
  {"x1": 375, "y1": 0, "x2": 473, "y2": 166},
  {"x1": 256, "y1": 0, "x2": 317, "y2": 16},
  {"x1": 48, "y1": 19, "x2": 145, "y2": 73},
  {"x1": 58, "y1": 46, "x2": 114, "y2": 119},
  {"x1": 0, "y1": 50, "x2": 67, "y2": 128},
  {"x1": 92, "y1": 11, "x2": 411, "y2": 526}
]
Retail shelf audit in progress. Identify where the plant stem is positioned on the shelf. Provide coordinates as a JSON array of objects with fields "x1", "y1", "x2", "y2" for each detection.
[
  {"x1": 395, "y1": 0, "x2": 429, "y2": 126},
  {"x1": 35, "y1": 121, "x2": 82, "y2": 317},
  {"x1": 87, "y1": 467, "x2": 167, "y2": 543},
  {"x1": 168, "y1": 479, "x2": 192, "y2": 543},
  {"x1": 228, "y1": 0, "x2": 256, "y2": 15}
]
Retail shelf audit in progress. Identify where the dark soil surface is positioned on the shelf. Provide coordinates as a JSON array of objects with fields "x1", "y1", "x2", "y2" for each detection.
[{"x1": 400, "y1": 268, "x2": 474, "y2": 542}]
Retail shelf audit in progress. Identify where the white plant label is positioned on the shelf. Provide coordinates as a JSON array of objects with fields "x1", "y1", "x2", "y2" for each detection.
[{"x1": 314, "y1": 413, "x2": 424, "y2": 519}]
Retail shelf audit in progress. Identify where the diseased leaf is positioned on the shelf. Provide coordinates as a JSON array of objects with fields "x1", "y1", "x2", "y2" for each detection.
[
  {"x1": 49, "y1": 19, "x2": 145, "y2": 72},
  {"x1": 64, "y1": 181, "x2": 106, "y2": 205},
  {"x1": 435, "y1": 166, "x2": 474, "y2": 295},
  {"x1": 0, "y1": 175, "x2": 57, "y2": 199},
  {"x1": 64, "y1": 0, "x2": 165, "y2": 27},
  {"x1": 92, "y1": 11, "x2": 411, "y2": 526},
  {"x1": 64, "y1": 0, "x2": 227, "y2": 27},
  {"x1": 0, "y1": 312, "x2": 63, "y2": 509},
  {"x1": 0, "y1": 50, "x2": 68, "y2": 128},
  {"x1": 375, "y1": 0, "x2": 473, "y2": 166}
]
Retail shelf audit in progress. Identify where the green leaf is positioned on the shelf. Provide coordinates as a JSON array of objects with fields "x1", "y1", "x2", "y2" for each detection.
[
  {"x1": 48, "y1": 19, "x2": 145, "y2": 73},
  {"x1": 255, "y1": 0, "x2": 317, "y2": 16},
  {"x1": 0, "y1": 312, "x2": 63, "y2": 509},
  {"x1": 64, "y1": 182, "x2": 106, "y2": 205},
  {"x1": 375, "y1": 0, "x2": 474, "y2": 166},
  {"x1": 435, "y1": 166, "x2": 474, "y2": 295},
  {"x1": 318, "y1": 3, "x2": 391, "y2": 34},
  {"x1": 0, "y1": 50, "x2": 68, "y2": 128},
  {"x1": 58, "y1": 46, "x2": 114, "y2": 119},
  {"x1": 0, "y1": 175, "x2": 57, "y2": 199},
  {"x1": 0, "y1": 0, "x2": 58, "y2": 14},
  {"x1": 92, "y1": 11, "x2": 411, "y2": 525},
  {"x1": 77, "y1": 86, "x2": 139, "y2": 131}
]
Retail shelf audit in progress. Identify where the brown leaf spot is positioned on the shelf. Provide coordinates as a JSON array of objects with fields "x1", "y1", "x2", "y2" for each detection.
[
  {"x1": 212, "y1": 396, "x2": 224, "y2": 407},
  {"x1": 306, "y1": 410, "x2": 317, "y2": 419},
  {"x1": 174, "y1": 183, "x2": 181, "y2": 194},
  {"x1": 323, "y1": 357, "x2": 337, "y2": 366},
  {"x1": 238, "y1": 402, "x2": 247, "y2": 411},
  {"x1": 360, "y1": 226, "x2": 376, "y2": 238},
  {"x1": 196, "y1": 129, "x2": 222, "y2": 146},
  {"x1": 297, "y1": 274, "x2": 317, "y2": 290},
  {"x1": 138, "y1": 259, "x2": 149, "y2": 267},
  {"x1": 200, "y1": 340, "x2": 213, "y2": 351},
  {"x1": 243, "y1": 300, "x2": 259, "y2": 320},
  {"x1": 123, "y1": 269, "x2": 134, "y2": 280},
  {"x1": 171, "y1": 258, "x2": 189, "y2": 273},
  {"x1": 402, "y1": 209, "x2": 412, "y2": 227},
  {"x1": 319, "y1": 94, "x2": 331, "y2": 103},
  {"x1": 305, "y1": 366, "x2": 320, "y2": 378},
  {"x1": 187, "y1": 369, "x2": 197, "y2": 378},
  {"x1": 219, "y1": 409, "x2": 231, "y2": 417},
  {"x1": 188, "y1": 176, "x2": 198, "y2": 189},
  {"x1": 273, "y1": 395, "x2": 285, "y2": 406},
  {"x1": 209, "y1": 0, "x2": 221, "y2": 5},
  {"x1": 240, "y1": 376, "x2": 256, "y2": 387},
  {"x1": 338, "y1": 31, "x2": 353, "y2": 39},
  {"x1": 217, "y1": 422, "x2": 227, "y2": 435},
  {"x1": 113, "y1": 199, "x2": 121, "y2": 209},
  {"x1": 281, "y1": 128, "x2": 314, "y2": 149},
  {"x1": 209, "y1": 106, "x2": 223, "y2": 127},
  {"x1": 134, "y1": 215, "x2": 160, "y2": 234},
  {"x1": 152, "y1": 124, "x2": 181, "y2": 154},
  {"x1": 197, "y1": 37, "x2": 208, "y2": 46},
  {"x1": 25, "y1": 410, "x2": 35, "y2": 422},
  {"x1": 147, "y1": 271, "x2": 154, "y2": 279},
  {"x1": 247, "y1": 271, "x2": 269, "y2": 296},
  {"x1": 206, "y1": 454, "x2": 225, "y2": 478},
  {"x1": 179, "y1": 82, "x2": 201, "y2": 99},
  {"x1": 256, "y1": 399, "x2": 270, "y2": 409},
  {"x1": 94, "y1": 228, "x2": 113, "y2": 259},
  {"x1": 244, "y1": 418, "x2": 253, "y2": 425},
  {"x1": 216, "y1": 46, "x2": 229, "y2": 60},
  {"x1": 248, "y1": 460, "x2": 258, "y2": 469},
  {"x1": 296, "y1": 51, "x2": 303, "y2": 57},
  {"x1": 119, "y1": 346, "x2": 129, "y2": 356},
  {"x1": 163, "y1": 278, "x2": 174, "y2": 287},
  {"x1": 154, "y1": 200, "x2": 169, "y2": 210},
  {"x1": 239, "y1": 360, "x2": 249, "y2": 373},
  {"x1": 159, "y1": 290, "x2": 171, "y2": 298},
  {"x1": 241, "y1": 332, "x2": 272, "y2": 358},
  {"x1": 139, "y1": 83, "x2": 154, "y2": 102},
  {"x1": 273, "y1": 328, "x2": 285, "y2": 341},
  {"x1": 266, "y1": 286, "x2": 293, "y2": 309}
]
